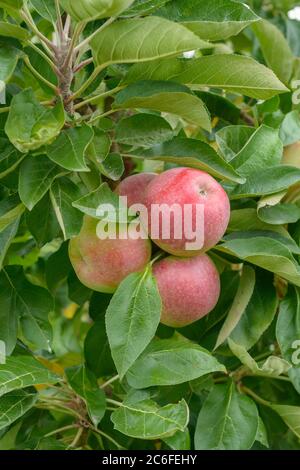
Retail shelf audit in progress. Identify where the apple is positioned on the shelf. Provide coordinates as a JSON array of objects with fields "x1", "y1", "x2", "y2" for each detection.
[
  {"x1": 115, "y1": 172, "x2": 157, "y2": 207},
  {"x1": 153, "y1": 254, "x2": 220, "y2": 327},
  {"x1": 144, "y1": 167, "x2": 230, "y2": 256},
  {"x1": 69, "y1": 216, "x2": 152, "y2": 293}
]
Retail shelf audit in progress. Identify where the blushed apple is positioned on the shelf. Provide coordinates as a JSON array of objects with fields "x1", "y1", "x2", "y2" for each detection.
[
  {"x1": 115, "y1": 172, "x2": 157, "y2": 207},
  {"x1": 144, "y1": 167, "x2": 230, "y2": 256},
  {"x1": 153, "y1": 254, "x2": 220, "y2": 327},
  {"x1": 69, "y1": 216, "x2": 152, "y2": 293}
]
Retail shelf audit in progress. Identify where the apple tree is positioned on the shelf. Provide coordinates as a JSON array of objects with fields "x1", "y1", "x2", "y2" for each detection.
[{"x1": 0, "y1": 0, "x2": 300, "y2": 451}]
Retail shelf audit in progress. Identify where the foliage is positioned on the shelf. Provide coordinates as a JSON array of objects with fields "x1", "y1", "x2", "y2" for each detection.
[{"x1": 0, "y1": 0, "x2": 299, "y2": 451}]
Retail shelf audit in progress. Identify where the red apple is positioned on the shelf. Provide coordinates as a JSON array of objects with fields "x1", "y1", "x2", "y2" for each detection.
[
  {"x1": 144, "y1": 167, "x2": 230, "y2": 256},
  {"x1": 69, "y1": 216, "x2": 152, "y2": 293},
  {"x1": 153, "y1": 254, "x2": 220, "y2": 327},
  {"x1": 115, "y1": 172, "x2": 157, "y2": 207}
]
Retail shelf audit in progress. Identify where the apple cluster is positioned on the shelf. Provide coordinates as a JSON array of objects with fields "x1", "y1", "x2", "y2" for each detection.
[{"x1": 69, "y1": 167, "x2": 230, "y2": 327}]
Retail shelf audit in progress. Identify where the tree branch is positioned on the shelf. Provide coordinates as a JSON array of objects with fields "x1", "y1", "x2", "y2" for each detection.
[
  {"x1": 64, "y1": 14, "x2": 71, "y2": 36},
  {"x1": 73, "y1": 57, "x2": 94, "y2": 74},
  {"x1": 240, "y1": 110, "x2": 255, "y2": 126},
  {"x1": 55, "y1": 0, "x2": 64, "y2": 41},
  {"x1": 63, "y1": 22, "x2": 86, "y2": 70}
]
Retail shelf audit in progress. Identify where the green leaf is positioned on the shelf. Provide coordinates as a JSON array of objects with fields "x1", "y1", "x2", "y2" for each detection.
[
  {"x1": 0, "y1": 195, "x2": 24, "y2": 233},
  {"x1": 0, "y1": 0, "x2": 23, "y2": 12},
  {"x1": 229, "y1": 166, "x2": 300, "y2": 199},
  {"x1": 228, "y1": 339, "x2": 291, "y2": 378},
  {"x1": 252, "y1": 20, "x2": 294, "y2": 85},
  {"x1": 258, "y1": 203, "x2": 300, "y2": 225},
  {"x1": 19, "y1": 155, "x2": 66, "y2": 211},
  {"x1": 190, "y1": 375, "x2": 214, "y2": 396},
  {"x1": 215, "y1": 266, "x2": 256, "y2": 349},
  {"x1": 5, "y1": 90, "x2": 65, "y2": 153},
  {"x1": 255, "y1": 417, "x2": 269, "y2": 448},
  {"x1": 0, "y1": 44, "x2": 21, "y2": 82},
  {"x1": 106, "y1": 268, "x2": 161, "y2": 379},
  {"x1": 229, "y1": 208, "x2": 289, "y2": 236},
  {"x1": 0, "y1": 80, "x2": 4, "y2": 99},
  {"x1": 276, "y1": 287, "x2": 300, "y2": 393},
  {"x1": 59, "y1": 0, "x2": 134, "y2": 22},
  {"x1": 257, "y1": 191, "x2": 290, "y2": 226},
  {"x1": 286, "y1": 15, "x2": 300, "y2": 55},
  {"x1": 127, "y1": 334, "x2": 225, "y2": 388},
  {"x1": 84, "y1": 292, "x2": 115, "y2": 376},
  {"x1": 0, "y1": 421, "x2": 21, "y2": 450},
  {"x1": 270, "y1": 404, "x2": 300, "y2": 439},
  {"x1": 257, "y1": 94, "x2": 280, "y2": 115},
  {"x1": 72, "y1": 182, "x2": 126, "y2": 220},
  {"x1": 24, "y1": 46, "x2": 58, "y2": 94},
  {"x1": 0, "y1": 390, "x2": 37, "y2": 432},
  {"x1": 115, "y1": 113, "x2": 175, "y2": 148},
  {"x1": 50, "y1": 177, "x2": 84, "y2": 239},
  {"x1": 87, "y1": 128, "x2": 111, "y2": 164},
  {"x1": 111, "y1": 390, "x2": 189, "y2": 439},
  {"x1": 194, "y1": 382, "x2": 258, "y2": 450},
  {"x1": 229, "y1": 269, "x2": 278, "y2": 351},
  {"x1": 230, "y1": 125, "x2": 283, "y2": 177},
  {"x1": 279, "y1": 111, "x2": 300, "y2": 146},
  {"x1": 26, "y1": 193, "x2": 61, "y2": 245},
  {"x1": 87, "y1": 128, "x2": 120, "y2": 181},
  {"x1": 125, "y1": 55, "x2": 288, "y2": 100},
  {"x1": 0, "y1": 22, "x2": 30, "y2": 41},
  {"x1": 216, "y1": 125, "x2": 256, "y2": 162},
  {"x1": 156, "y1": 0, "x2": 259, "y2": 41},
  {"x1": 114, "y1": 81, "x2": 211, "y2": 131},
  {"x1": 45, "y1": 242, "x2": 72, "y2": 293},
  {"x1": 261, "y1": 356, "x2": 292, "y2": 376},
  {"x1": 132, "y1": 137, "x2": 245, "y2": 183},
  {"x1": 97, "y1": 153, "x2": 124, "y2": 181},
  {"x1": 0, "y1": 268, "x2": 19, "y2": 355},
  {"x1": 84, "y1": 321, "x2": 115, "y2": 378},
  {"x1": 217, "y1": 236, "x2": 300, "y2": 287},
  {"x1": 225, "y1": 230, "x2": 300, "y2": 256},
  {"x1": 30, "y1": 0, "x2": 57, "y2": 22},
  {"x1": 123, "y1": 0, "x2": 171, "y2": 16},
  {"x1": 1, "y1": 266, "x2": 53, "y2": 352},
  {"x1": 0, "y1": 137, "x2": 25, "y2": 179},
  {"x1": 65, "y1": 365, "x2": 106, "y2": 427},
  {"x1": 0, "y1": 353, "x2": 59, "y2": 397},
  {"x1": 68, "y1": 271, "x2": 91, "y2": 305},
  {"x1": 0, "y1": 218, "x2": 20, "y2": 271},
  {"x1": 89, "y1": 291, "x2": 112, "y2": 322},
  {"x1": 196, "y1": 91, "x2": 240, "y2": 125},
  {"x1": 47, "y1": 124, "x2": 94, "y2": 172},
  {"x1": 91, "y1": 17, "x2": 209, "y2": 67},
  {"x1": 163, "y1": 429, "x2": 190, "y2": 451}
]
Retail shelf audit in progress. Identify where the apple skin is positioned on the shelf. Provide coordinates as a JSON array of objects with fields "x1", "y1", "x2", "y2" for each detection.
[
  {"x1": 153, "y1": 254, "x2": 220, "y2": 328},
  {"x1": 69, "y1": 216, "x2": 152, "y2": 293},
  {"x1": 115, "y1": 172, "x2": 157, "y2": 207},
  {"x1": 144, "y1": 167, "x2": 230, "y2": 256}
]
